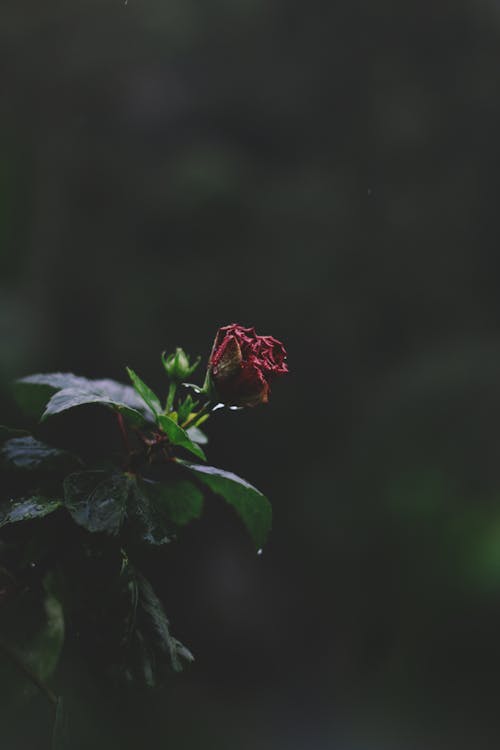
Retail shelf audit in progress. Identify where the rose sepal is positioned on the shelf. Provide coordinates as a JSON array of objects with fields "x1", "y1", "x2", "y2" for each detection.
[{"x1": 161, "y1": 349, "x2": 200, "y2": 383}]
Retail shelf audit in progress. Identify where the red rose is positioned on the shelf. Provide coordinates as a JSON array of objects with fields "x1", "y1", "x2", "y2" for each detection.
[{"x1": 208, "y1": 324, "x2": 288, "y2": 407}]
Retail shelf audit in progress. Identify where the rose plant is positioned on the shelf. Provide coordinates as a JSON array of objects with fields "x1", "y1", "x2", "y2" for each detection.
[{"x1": 0, "y1": 325, "x2": 287, "y2": 746}]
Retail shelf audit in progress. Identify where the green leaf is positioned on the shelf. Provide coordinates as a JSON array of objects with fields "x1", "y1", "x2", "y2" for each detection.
[
  {"x1": 17, "y1": 373, "x2": 89, "y2": 390},
  {"x1": 186, "y1": 426, "x2": 208, "y2": 445},
  {"x1": 89, "y1": 378, "x2": 155, "y2": 418},
  {"x1": 140, "y1": 478, "x2": 204, "y2": 526},
  {"x1": 63, "y1": 471, "x2": 131, "y2": 534},
  {"x1": 89, "y1": 378, "x2": 152, "y2": 420},
  {"x1": 126, "y1": 367, "x2": 162, "y2": 417},
  {"x1": 0, "y1": 497, "x2": 62, "y2": 528},
  {"x1": 127, "y1": 480, "x2": 172, "y2": 546},
  {"x1": 127, "y1": 477, "x2": 204, "y2": 544},
  {"x1": 177, "y1": 394, "x2": 198, "y2": 425},
  {"x1": 42, "y1": 388, "x2": 146, "y2": 426},
  {"x1": 181, "y1": 462, "x2": 272, "y2": 549},
  {"x1": 157, "y1": 414, "x2": 206, "y2": 461},
  {"x1": 13, "y1": 373, "x2": 90, "y2": 419},
  {"x1": 1, "y1": 436, "x2": 81, "y2": 472},
  {"x1": 135, "y1": 572, "x2": 194, "y2": 678},
  {"x1": 117, "y1": 566, "x2": 193, "y2": 686},
  {"x1": 14, "y1": 373, "x2": 154, "y2": 424}
]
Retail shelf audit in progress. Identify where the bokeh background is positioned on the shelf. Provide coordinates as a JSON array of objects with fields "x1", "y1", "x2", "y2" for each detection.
[{"x1": 3, "y1": 0, "x2": 500, "y2": 747}]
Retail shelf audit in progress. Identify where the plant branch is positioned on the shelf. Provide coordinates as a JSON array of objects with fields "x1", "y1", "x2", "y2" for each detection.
[
  {"x1": 116, "y1": 412, "x2": 131, "y2": 458},
  {"x1": 181, "y1": 401, "x2": 211, "y2": 430}
]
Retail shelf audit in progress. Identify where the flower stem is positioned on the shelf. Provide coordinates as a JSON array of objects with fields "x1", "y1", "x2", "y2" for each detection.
[
  {"x1": 181, "y1": 401, "x2": 211, "y2": 430},
  {"x1": 116, "y1": 412, "x2": 130, "y2": 457},
  {"x1": 166, "y1": 382, "x2": 177, "y2": 413}
]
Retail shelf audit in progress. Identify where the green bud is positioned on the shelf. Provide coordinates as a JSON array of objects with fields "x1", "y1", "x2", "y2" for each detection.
[{"x1": 162, "y1": 348, "x2": 201, "y2": 382}]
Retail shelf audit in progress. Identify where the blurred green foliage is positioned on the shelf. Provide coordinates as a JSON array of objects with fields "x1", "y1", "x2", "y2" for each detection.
[{"x1": 2, "y1": 0, "x2": 500, "y2": 747}]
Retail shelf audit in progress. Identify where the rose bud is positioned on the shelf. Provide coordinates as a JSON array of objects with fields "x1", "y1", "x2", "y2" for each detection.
[
  {"x1": 208, "y1": 324, "x2": 288, "y2": 407},
  {"x1": 162, "y1": 347, "x2": 200, "y2": 382}
]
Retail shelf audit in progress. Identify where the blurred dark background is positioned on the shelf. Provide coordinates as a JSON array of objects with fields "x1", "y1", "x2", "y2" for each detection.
[{"x1": 2, "y1": 0, "x2": 500, "y2": 747}]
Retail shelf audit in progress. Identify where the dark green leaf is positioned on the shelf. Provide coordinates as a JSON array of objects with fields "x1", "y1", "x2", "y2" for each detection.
[
  {"x1": 136, "y1": 573, "x2": 194, "y2": 677},
  {"x1": 127, "y1": 479, "x2": 172, "y2": 546},
  {"x1": 42, "y1": 388, "x2": 146, "y2": 426},
  {"x1": 157, "y1": 415, "x2": 206, "y2": 461},
  {"x1": 177, "y1": 394, "x2": 198, "y2": 424},
  {"x1": 118, "y1": 567, "x2": 193, "y2": 686},
  {"x1": 134, "y1": 630, "x2": 155, "y2": 687},
  {"x1": 1, "y1": 436, "x2": 81, "y2": 472},
  {"x1": 126, "y1": 367, "x2": 162, "y2": 417},
  {"x1": 140, "y1": 478, "x2": 204, "y2": 527},
  {"x1": 0, "y1": 497, "x2": 62, "y2": 528},
  {"x1": 186, "y1": 426, "x2": 208, "y2": 445},
  {"x1": 63, "y1": 471, "x2": 132, "y2": 534},
  {"x1": 13, "y1": 373, "x2": 89, "y2": 419},
  {"x1": 16, "y1": 373, "x2": 89, "y2": 390},
  {"x1": 90, "y1": 378, "x2": 153, "y2": 416},
  {"x1": 181, "y1": 462, "x2": 272, "y2": 549},
  {"x1": 127, "y1": 477, "x2": 203, "y2": 544},
  {"x1": 14, "y1": 373, "x2": 154, "y2": 423}
]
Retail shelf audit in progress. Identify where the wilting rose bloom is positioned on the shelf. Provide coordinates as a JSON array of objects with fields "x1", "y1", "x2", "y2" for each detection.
[{"x1": 208, "y1": 324, "x2": 288, "y2": 407}]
